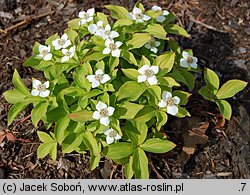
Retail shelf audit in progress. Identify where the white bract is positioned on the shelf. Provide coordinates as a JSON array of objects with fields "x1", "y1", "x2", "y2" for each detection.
[
  {"x1": 92, "y1": 101, "x2": 115, "y2": 126},
  {"x1": 86, "y1": 69, "x2": 111, "y2": 88},
  {"x1": 103, "y1": 39, "x2": 122, "y2": 58},
  {"x1": 78, "y1": 8, "x2": 95, "y2": 25},
  {"x1": 104, "y1": 128, "x2": 121, "y2": 144},
  {"x1": 128, "y1": 7, "x2": 151, "y2": 23},
  {"x1": 151, "y1": 5, "x2": 169, "y2": 22},
  {"x1": 100, "y1": 24, "x2": 119, "y2": 40},
  {"x1": 61, "y1": 45, "x2": 76, "y2": 63},
  {"x1": 137, "y1": 65, "x2": 159, "y2": 85},
  {"x1": 158, "y1": 91, "x2": 180, "y2": 116},
  {"x1": 37, "y1": 45, "x2": 52, "y2": 61},
  {"x1": 180, "y1": 51, "x2": 198, "y2": 69},
  {"x1": 31, "y1": 79, "x2": 50, "y2": 98},
  {"x1": 88, "y1": 20, "x2": 104, "y2": 35},
  {"x1": 145, "y1": 39, "x2": 161, "y2": 53},
  {"x1": 52, "y1": 34, "x2": 71, "y2": 50}
]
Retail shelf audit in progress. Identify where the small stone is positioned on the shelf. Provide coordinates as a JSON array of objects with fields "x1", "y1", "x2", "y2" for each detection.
[
  {"x1": 14, "y1": 7, "x2": 22, "y2": 14},
  {"x1": 238, "y1": 47, "x2": 247, "y2": 54},
  {"x1": 234, "y1": 59, "x2": 246, "y2": 69}
]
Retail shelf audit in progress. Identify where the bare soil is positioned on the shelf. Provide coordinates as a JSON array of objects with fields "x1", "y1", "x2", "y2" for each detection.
[{"x1": 0, "y1": 0, "x2": 249, "y2": 179}]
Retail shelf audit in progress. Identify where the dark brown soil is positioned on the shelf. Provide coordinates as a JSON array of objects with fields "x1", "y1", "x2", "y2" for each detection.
[{"x1": 0, "y1": 0, "x2": 249, "y2": 179}]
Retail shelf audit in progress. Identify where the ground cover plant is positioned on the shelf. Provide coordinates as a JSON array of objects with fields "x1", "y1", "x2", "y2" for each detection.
[{"x1": 3, "y1": 2, "x2": 247, "y2": 179}]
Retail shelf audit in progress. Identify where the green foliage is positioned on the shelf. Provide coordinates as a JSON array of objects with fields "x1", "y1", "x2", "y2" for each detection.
[{"x1": 4, "y1": 3, "x2": 247, "y2": 179}]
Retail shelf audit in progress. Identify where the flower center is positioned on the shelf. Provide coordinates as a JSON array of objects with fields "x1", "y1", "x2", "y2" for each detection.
[
  {"x1": 144, "y1": 69, "x2": 154, "y2": 77},
  {"x1": 108, "y1": 130, "x2": 117, "y2": 138},
  {"x1": 58, "y1": 39, "x2": 66, "y2": 46},
  {"x1": 150, "y1": 41, "x2": 156, "y2": 47},
  {"x1": 104, "y1": 30, "x2": 111, "y2": 36},
  {"x1": 95, "y1": 74, "x2": 103, "y2": 81},
  {"x1": 83, "y1": 13, "x2": 89, "y2": 19},
  {"x1": 100, "y1": 108, "x2": 109, "y2": 117},
  {"x1": 37, "y1": 84, "x2": 46, "y2": 92},
  {"x1": 166, "y1": 98, "x2": 175, "y2": 106},
  {"x1": 187, "y1": 56, "x2": 193, "y2": 63},
  {"x1": 135, "y1": 13, "x2": 143, "y2": 19},
  {"x1": 109, "y1": 43, "x2": 117, "y2": 51},
  {"x1": 65, "y1": 51, "x2": 72, "y2": 56},
  {"x1": 41, "y1": 49, "x2": 48, "y2": 56}
]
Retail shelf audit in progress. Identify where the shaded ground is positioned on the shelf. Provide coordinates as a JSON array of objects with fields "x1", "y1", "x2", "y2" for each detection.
[{"x1": 0, "y1": 0, "x2": 249, "y2": 178}]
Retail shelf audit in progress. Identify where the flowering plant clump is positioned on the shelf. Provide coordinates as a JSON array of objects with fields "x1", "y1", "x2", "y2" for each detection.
[{"x1": 4, "y1": 2, "x2": 247, "y2": 178}]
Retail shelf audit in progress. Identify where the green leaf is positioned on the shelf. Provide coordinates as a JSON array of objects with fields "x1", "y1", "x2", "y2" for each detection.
[
  {"x1": 132, "y1": 148, "x2": 149, "y2": 179},
  {"x1": 37, "y1": 143, "x2": 50, "y2": 158},
  {"x1": 96, "y1": 12, "x2": 109, "y2": 25},
  {"x1": 7, "y1": 102, "x2": 29, "y2": 126},
  {"x1": 113, "y1": 19, "x2": 133, "y2": 28},
  {"x1": 140, "y1": 55, "x2": 151, "y2": 66},
  {"x1": 126, "y1": 33, "x2": 151, "y2": 50},
  {"x1": 45, "y1": 33, "x2": 59, "y2": 45},
  {"x1": 104, "y1": 142, "x2": 135, "y2": 160},
  {"x1": 166, "y1": 24, "x2": 190, "y2": 37},
  {"x1": 82, "y1": 131, "x2": 100, "y2": 156},
  {"x1": 124, "y1": 156, "x2": 134, "y2": 179},
  {"x1": 144, "y1": 24, "x2": 168, "y2": 40},
  {"x1": 172, "y1": 90, "x2": 191, "y2": 106},
  {"x1": 12, "y1": 69, "x2": 30, "y2": 95},
  {"x1": 23, "y1": 56, "x2": 41, "y2": 67},
  {"x1": 176, "y1": 107, "x2": 191, "y2": 118},
  {"x1": 121, "y1": 50, "x2": 138, "y2": 66},
  {"x1": 49, "y1": 142, "x2": 57, "y2": 161},
  {"x1": 216, "y1": 100, "x2": 232, "y2": 120},
  {"x1": 90, "y1": 151, "x2": 101, "y2": 171},
  {"x1": 140, "y1": 138, "x2": 176, "y2": 153},
  {"x1": 117, "y1": 81, "x2": 147, "y2": 101},
  {"x1": 154, "y1": 51, "x2": 175, "y2": 75},
  {"x1": 114, "y1": 102, "x2": 144, "y2": 120},
  {"x1": 146, "y1": 85, "x2": 161, "y2": 107},
  {"x1": 179, "y1": 70, "x2": 195, "y2": 91},
  {"x1": 198, "y1": 86, "x2": 215, "y2": 101},
  {"x1": 156, "y1": 111, "x2": 168, "y2": 131},
  {"x1": 216, "y1": 79, "x2": 247, "y2": 99},
  {"x1": 134, "y1": 106, "x2": 156, "y2": 122},
  {"x1": 105, "y1": 5, "x2": 129, "y2": 19},
  {"x1": 124, "y1": 120, "x2": 148, "y2": 145},
  {"x1": 31, "y1": 102, "x2": 49, "y2": 127},
  {"x1": 37, "y1": 131, "x2": 55, "y2": 143},
  {"x1": 122, "y1": 68, "x2": 139, "y2": 80},
  {"x1": 54, "y1": 116, "x2": 70, "y2": 144},
  {"x1": 62, "y1": 133, "x2": 84, "y2": 153},
  {"x1": 3, "y1": 89, "x2": 26, "y2": 104},
  {"x1": 65, "y1": 28, "x2": 79, "y2": 43},
  {"x1": 68, "y1": 110, "x2": 94, "y2": 123},
  {"x1": 159, "y1": 77, "x2": 180, "y2": 87},
  {"x1": 204, "y1": 68, "x2": 220, "y2": 93}
]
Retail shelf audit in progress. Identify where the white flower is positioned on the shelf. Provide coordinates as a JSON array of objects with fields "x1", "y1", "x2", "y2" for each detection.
[
  {"x1": 88, "y1": 20, "x2": 104, "y2": 35},
  {"x1": 151, "y1": 5, "x2": 169, "y2": 23},
  {"x1": 31, "y1": 79, "x2": 50, "y2": 98},
  {"x1": 104, "y1": 128, "x2": 121, "y2": 144},
  {"x1": 61, "y1": 45, "x2": 76, "y2": 63},
  {"x1": 99, "y1": 24, "x2": 119, "y2": 40},
  {"x1": 137, "y1": 64, "x2": 159, "y2": 85},
  {"x1": 102, "y1": 39, "x2": 122, "y2": 58},
  {"x1": 52, "y1": 34, "x2": 71, "y2": 50},
  {"x1": 78, "y1": 8, "x2": 95, "y2": 25},
  {"x1": 92, "y1": 101, "x2": 115, "y2": 126},
  {"x1": 128, "y1": 7, "x2": 151, "y2": 23},
  {"x1": 37, "y1": 45, "x2": 52, "y2": 61},
  {"x1": 86, "y1": 69, "x2": 111, "y2": 88},
  {"x1": 180, "y1": 51, "x2": 198, "y2": 69},
  {"x1": 145, "y1": 39, "x2": 161, "y2": 53},
  {"x1": 158, "y1": 91, "x2": 180, "y2": 116}
]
